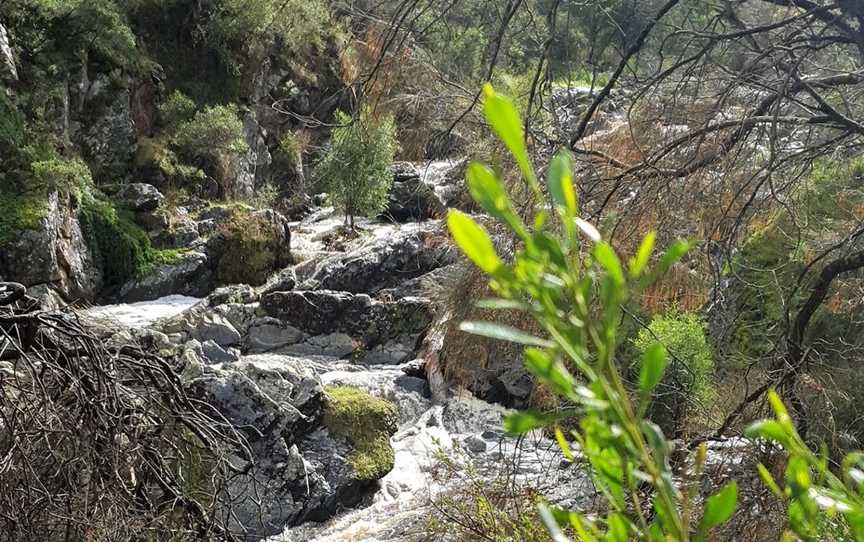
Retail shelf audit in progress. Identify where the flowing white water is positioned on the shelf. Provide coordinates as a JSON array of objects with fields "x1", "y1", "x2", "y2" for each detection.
[{"x1": 86, "y1": 294, "x2": 200, "y2": 327}]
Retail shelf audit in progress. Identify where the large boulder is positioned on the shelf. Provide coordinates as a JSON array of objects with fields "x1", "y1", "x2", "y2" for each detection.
[
  {"x1": 0, "y1": 191, "x2": 101, "y2": 301},
  {"x1": 382, "y1": 162, "x2": 447, "y2": 222},
  {"x1": 0, "y1": 21, "x2": 17, "y2": 82},
  {"x1": 117, "y1": 251, "x2": 210, "y2": 302},
  {"x1": 113, "y1": 183, "x2": 164, "y2": 212},
  {"x1": 297, "y1": 222, "x2": 454, "y2": 294},
  {"x1": 261, "y1": 290, "x2": 433, "y2": 348}
]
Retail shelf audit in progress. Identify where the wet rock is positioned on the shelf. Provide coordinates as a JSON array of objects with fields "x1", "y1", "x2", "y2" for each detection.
[
  {"x1": 378, "y1": 264, "x2": 457, "y2": 299},
  {"x1": 298, "y1": 223, "x2": 453, "y2": 294},
  {"x1": 283, "y1": 333, "x2": 358, "y2": 358},
  {"x1": 186, "y1": 356, "x2": 325, "y2": 536},
  {"x1": 383, "y1": 176, "x2": 446, "y2": 222},
  {"x1": 113, "y1": 183, "x2": 164, "y2": 212},
  {"x1": 259, "y1": 267, "x2": 297, "y2": 295},
  {"x1": 201, "y1": 339, "x2": 239, "y2": 364},
  {"x1": 208, "y1": 284, "x2": 259, "y2": 306},
  {"x1": 261, "y1": 290, "x2": 433, "y2": 347},
  {"x1": 117, "y1": 251, "x2": 210, "y2": 302},
  {"x1": 246, "y1": 317, "x2": 307, "y2": 353},
  {"x1": 390, "y1": 162, "x2": 421, "y2": 182},
  {"x1": 394, "y1": 375, "x2": 428, "y2": 397},
  {"x1": 463, "y1": 435, "x2": 487, "y2": 454},
  {"x1": 401, "y1": 358, "x2": 427, "y2": 379},
  {"x1": 362, "y1": 334, "x2": 418, "y2": 365},
  {"x1": 190, "y1": 311, "x2": 241, "y2": 346}
]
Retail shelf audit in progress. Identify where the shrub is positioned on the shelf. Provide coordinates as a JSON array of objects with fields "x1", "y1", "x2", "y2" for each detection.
[
  {"x1": 323, "y1": 386, "x2": 398, "y2": 480},
  {"x1": 448, "y1": 85, "x2": 737, "y2": 541},
  {"x1": 172, "y1": 103, "x2": 248, "y2": 160},
  {"x1": 315, "y1": 107, "x2": 397, "y2": 229},
  {"x1": 633, "y1": 309, "x2": 715, "y2": 436},
  {"x1": 159, "y1": 90, "x2": 197, "y2": 127}
]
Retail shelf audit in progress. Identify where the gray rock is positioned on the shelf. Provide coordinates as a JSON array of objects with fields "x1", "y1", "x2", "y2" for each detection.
[
  {"x1": 117, "y1": 251, "x2": 210, "y2": 302},
  {"x1": 208, "y1": 284, "x2": 259, "y2": 306},
  {"x1": 191, "y1": 312, "x2": 241, "y2": 346},
  {"x1": 261, "y1": 290, "x2": 433, "y2": 348},
  {"x1": 0, "y1": 22, "x2": 17, "y2": 82},
  {"x1": 362, "y1": 334, "x2": 418, "y2": 365},
  {"x1": 246, "y1": 317, "x2": 307, "y2": 353},
  {"x1": 298, "y1": 223, "x2": 454, "y2": 294},
  {"x1": 0, "y1": 191, "x2": 101, "y2": 301},
  {"x1": 79, "y1": 87, "x2": 136, "y2": 178},
  {"x1": 463, "y1": 435, "x2": 488, "y2": 454},
  {"x1": 283, "y1": 333, "x2": 357, "y2": 358},
  {"x1": 401, "y1": 358, "x2": 427, "y2": 378},
  {"x1": 214, "y1": 302, "x2": 259, "y2": 337},
  {"x1": 259, "y1": 267, "x2": 297, "y2": 295},
  {"x1": 114, "y1": 183, "x2": 164, "y2": 212},
  {"x1": 201, "y1": 339, "x2": 239, "y2": 364},
  {"x1": 383, "y1": 176, "x2": 446, "y2": 222},
  {"x1": 394, "y1": 375, "x2": 429, "y2": 397},
  {"x1": 389, "y1": 161, "x2": 421, "y2": 182}
]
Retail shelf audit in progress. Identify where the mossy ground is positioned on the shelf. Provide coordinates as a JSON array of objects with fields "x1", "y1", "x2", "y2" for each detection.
[{"x1": 323, "y1": 386, "x2": 398, "y2": 481}]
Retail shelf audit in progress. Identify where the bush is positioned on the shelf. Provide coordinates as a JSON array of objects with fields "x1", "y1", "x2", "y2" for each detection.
[
  {"x1": 159, "y1": 90, "x2": 197, "y2": 127},
  {"x1": 172, "y1": 103, "x2": 248, "y2": 160},
  {"x1": 633, "y1": 309, "x2": 715, "y2": 435},
  {"x1": 315, "y1": 107, "x2": 397, "y2": 228}
]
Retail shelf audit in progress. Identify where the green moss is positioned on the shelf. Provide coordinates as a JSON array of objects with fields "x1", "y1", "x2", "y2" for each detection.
[
  {"x1": 323, "y1": 386, "x2": 398, "y2": 481},
  {"x1": 214, "y1": 210, "x2": 279, "y2": 285},
  {"x1": 0, "y1": 191, "x2": 50, "y2": 246},
  {"x1": 79, "y1": 198, "x2": 182, "y2": 286}
]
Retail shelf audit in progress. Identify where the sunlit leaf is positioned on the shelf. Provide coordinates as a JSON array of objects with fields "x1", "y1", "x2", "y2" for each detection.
[
  {"x1": 483, "y1": 84, "x2": 536, "y2": 184},
  {"x1": 447, "y1": 210, "x2": 503, "y2": 274},
  {"x1": 745, "y1": 420, "x2": 790, "y2": 446},
  {"x1": 575, "y1": 217, "x2": 601, "y2": 242},
  {"x1": 459, "y1": 321, "x2": 553, "y2": 347},
  {"x1": 594, "y1": 242, "x2": 625, "y2": 286},
  {"x1": 524, "y1": 347, "x2": 576, "y2": 398},
  {"x1": 504, "y1": 411, "x2": 555, "y2": 434},
  {"x1": 548, "y1": 150, "x2": 577, "y2": 215},
  {"x1": 698, "y1": 481, "x2": 738, "y2": 537},
  {"x1": 555, "y1": 426, "x2": 575, "y2": 461},
  {"x1": 639, "y1": 342, "x2": 667, "y2": 396},
  {"x1": 629, "y1": 231, "x2": 656, "y2": 278}
]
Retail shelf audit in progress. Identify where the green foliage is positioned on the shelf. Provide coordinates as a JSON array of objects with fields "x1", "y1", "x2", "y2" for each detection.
[
  {"x1": 748, "y1": 391, "x2": 864, "y2": 541},
  {"x1": 158, "y1": 90, "x2": 197, "y2": 127},
  {"x1": 450, "y1": 86, "x2": 733, "y2": 541},
  {"x1": 79, "y1": 197, "x2": 178, "y2": 287},
  {"x1": 206, "y1": 0, "x2": 332, "y2": 69},
  {"x1": 30, "y1": 157, "x2": 94, "y2": 199},
  {"x1": 172, "y1": 103, "x2": 248, "y2": 160},
  {"x1": 0, "y1": 192, "x2": 49, "y2": 246},
  {"x1": 315, "y1": 108, "x2": 397, "y2": 227},
  {"x1": 323, "y1": 386, "x2": 398, "y2": 481},
  {"x1": 633, "y1": 310, "x2": 715, "y2": 434}
]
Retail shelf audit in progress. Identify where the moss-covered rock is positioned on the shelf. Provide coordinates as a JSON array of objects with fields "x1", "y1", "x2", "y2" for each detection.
[
  {"x1": 323, "y1": 386, "x2": 398, "y2": 481},
  {"x1": 212, "y1": 207, "x2": 290, "y2": 286}
]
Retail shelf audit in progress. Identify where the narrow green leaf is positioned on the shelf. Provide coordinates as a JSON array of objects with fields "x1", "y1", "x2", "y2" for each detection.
[
  {"x1": 629, "y1": 231, "x2": 656, "y2": 278},
  {"x1": 699, "y1": 481, "x2": 738, "y2": 533},
  {"x1": 524, "y1": 347, "x2": 576, "y2": 399},
  {"x1": 554, "y1": 427, "x2": 575, "y2": 461},
  {"x1": 482, "y1": 84, "x2": 536, "y2": 184},
  {"x1": 475, "y1": 298, "x2": 528, "y2": 311},
  {"x1": 744, "y1": 420, "x2": 790, "y2": 445},
  {"x1": 639, "y1": 342, "x2": 668, "y2": 396},
  {"x1": 504, "y1": 411, "x2": 554, "y2": 434},
  {"x1": 447, "y1": 210, "x2": 503, "y2": 274},
  {"x1": 605, "y1": 513, "x2": 630, "y2": 542},
  {"x1": 459, "y1": 321, "x2": 553, "y2": 347},
  {"x1": 536, "y1": 503, "x2": 572, "y2": 542},
  {"x1": 756, "y1": 463, "x2": 783, "y2": 498},
  {"x1": 594, "y1": 242, "x2": 625, "y2": 285},
  {"x1": 548, "y1": 150, "x2": 577, "y2": 215},
  {"x1": 655, "y1": 239, "x2": 690, "y2": 276}
]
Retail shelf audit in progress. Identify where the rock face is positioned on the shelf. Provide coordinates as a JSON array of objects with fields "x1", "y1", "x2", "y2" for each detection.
[
  {"x1": 113, "y1": 183, "x2": 164, "y2": 212},
  {"x1": 0, "y1": 192, "x2": 101, "y2": 300},
  {"x1": 383, "y1": 163, "x2": 446, "y2": 221},
  {"x1": 117, "y1": 251, "x2": 210, "y2": 302},
  {"x1": 183, "y1": 354, "x2": 399, "y2": 537},
  {"x1": 261, "y1": 290, "x2": 433, "y2": 348},
  {"x1": 298, "y1": 223, "x2": 453, "y2": 294},
  {"x1": 79, "y1": 87, "x2": 136, "y2": 179},
  {"x1": 0, "y1": 21, "x2": 17, "y2": 82}
]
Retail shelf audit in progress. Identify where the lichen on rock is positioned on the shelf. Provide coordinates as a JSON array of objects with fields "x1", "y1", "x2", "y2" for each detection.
[{"x1": 323, "y1": 385, "x2": 398, "y2": 481}]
